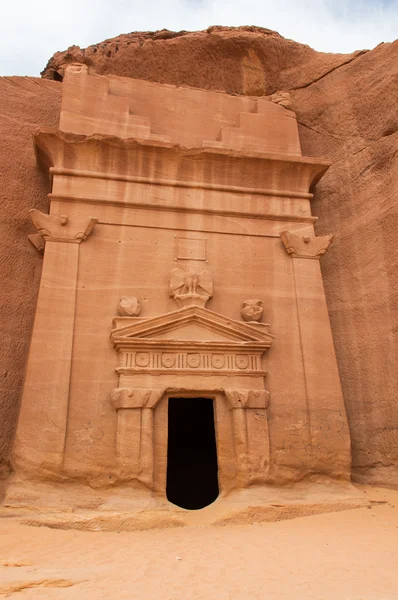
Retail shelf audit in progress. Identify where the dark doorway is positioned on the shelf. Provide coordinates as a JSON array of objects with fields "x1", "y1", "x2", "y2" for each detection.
[{"x1": 166, "y1": 397, "x2": 219, "y2": 510}]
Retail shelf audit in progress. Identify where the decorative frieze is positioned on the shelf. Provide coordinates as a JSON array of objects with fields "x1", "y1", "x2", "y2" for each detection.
[{"x1": 116, "y1": 350, "x2": 266, "y2": 375}]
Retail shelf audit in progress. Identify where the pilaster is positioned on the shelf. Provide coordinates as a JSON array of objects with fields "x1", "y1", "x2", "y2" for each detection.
[
  {"x1": 110, "y1": 387, "x2": 164, "y2": 486},
  {"x1": 13, "y1": 210, "x2": 98, "y2": 475},
  {"x1": 281, "y1": 231, "x2": 351, "y2": 477}
]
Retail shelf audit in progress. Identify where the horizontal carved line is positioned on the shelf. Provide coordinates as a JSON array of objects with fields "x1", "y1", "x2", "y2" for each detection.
[
  {"x1": 49, "y1": 194, "x2": 318, "y2": 224},
  {"x1": 116, "y1": 368, "x2": 268, "y2": 376},
  {"x1": 50, "y1": 167, "x2": 314, "y2": 200},
  {"x1": 112, "y1": 341, "x2": 270, "y2": 350}
]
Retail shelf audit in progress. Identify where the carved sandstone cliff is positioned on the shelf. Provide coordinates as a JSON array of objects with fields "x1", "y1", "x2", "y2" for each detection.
[{"x1": 1, "y1": 27, "x2": 397, "y2": 487}]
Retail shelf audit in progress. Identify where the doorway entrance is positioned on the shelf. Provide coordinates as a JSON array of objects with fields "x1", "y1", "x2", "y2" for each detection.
[{"x1": 166, "y1": 397, "x2": 219, "y2": 510}]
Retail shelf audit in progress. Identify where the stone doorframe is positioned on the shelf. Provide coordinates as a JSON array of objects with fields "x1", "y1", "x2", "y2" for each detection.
[
  {"x1": 110, "y1": 304, "x2": 274, "y2": 496},
  {"x1": 111, "y1": 386, "x2": 270, "y2": 496}
]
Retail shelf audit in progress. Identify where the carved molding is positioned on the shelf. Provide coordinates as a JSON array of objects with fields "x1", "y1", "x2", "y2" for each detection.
[
  {"x1": 280, "y1": 230, "x2": 335, "y2": 259},
  {"x1": 29, "y1": 209, "x2": 98, "y2": 244}
]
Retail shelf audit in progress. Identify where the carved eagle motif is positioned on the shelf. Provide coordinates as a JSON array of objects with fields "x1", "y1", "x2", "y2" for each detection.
[{"x1": 169, "y1": 268, "x2": 213, "y2": 298}]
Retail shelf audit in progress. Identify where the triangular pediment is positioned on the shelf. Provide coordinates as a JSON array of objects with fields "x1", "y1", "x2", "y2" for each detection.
[{"x1": 111, "y1": 305, "x2": 274, "y2": 345}]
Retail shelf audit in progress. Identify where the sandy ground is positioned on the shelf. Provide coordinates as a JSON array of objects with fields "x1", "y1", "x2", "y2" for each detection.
[{"x1": 1, "y1": 485, "x2": 398, "y2": 599}]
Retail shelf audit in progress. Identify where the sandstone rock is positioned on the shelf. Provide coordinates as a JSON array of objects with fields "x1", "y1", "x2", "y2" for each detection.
[
  {"x1": 293, "y1": 40, "x2": 398, "y2": 487},
  {"x1": 41, "y1": 26, "x2": 363, "y2": 97},
  {"x1": 0, "y1": 28, "x2": 397, "y2": 491},
  {"x1": 0, "y1": 77, "x2": 61, "y2": 482}
]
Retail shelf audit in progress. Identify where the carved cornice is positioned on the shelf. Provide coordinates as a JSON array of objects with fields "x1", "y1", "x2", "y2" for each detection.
[
  {"x1": 34, "y1": 130, "x2": 330, "y2": 207},
  {"x1": 280, "y1": 230, "x2": 335, "y2": 259},
  {"x1": 49, "y1": 167, "x2": 314, "y2": 201},
  {"x1": 29, "y1": 209, "x2": 98, "y2": 244}
]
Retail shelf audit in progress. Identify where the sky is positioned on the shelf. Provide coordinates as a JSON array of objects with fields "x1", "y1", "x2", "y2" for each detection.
[{"x1": 1, "y1": 0, "x2": 397, "y2": 76}]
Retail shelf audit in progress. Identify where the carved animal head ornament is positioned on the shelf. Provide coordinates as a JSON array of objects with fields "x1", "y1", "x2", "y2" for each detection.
[
  {"x1": 241, "y1": 299, "x2": 264, "y2": 323},
  {"x1": 118, "y1": 296, "x2": 141, "y2": 316},
  {"x1": 169, "y1": 268, "x2": 213, "y2": 308}
]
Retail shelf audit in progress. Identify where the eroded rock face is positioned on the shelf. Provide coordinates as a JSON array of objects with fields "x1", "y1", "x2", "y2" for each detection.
[
  {"x1": 41, "y1": 26, "x2": 363, "y2": 97},
  {"x1": 294, "y1": 40, "x2": 398, "y2": 487},
  {"x1": 1, "y1": 27, "x2": 397, "y2": 488},
  {"x1": 0, "y1": 76, "x2": 62, "y2": 481}
]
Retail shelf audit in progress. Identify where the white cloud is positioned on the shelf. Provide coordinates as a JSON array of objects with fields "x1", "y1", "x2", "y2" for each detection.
[{"x1": 1, "y1": 0, "x2": 397, "y2": 76}]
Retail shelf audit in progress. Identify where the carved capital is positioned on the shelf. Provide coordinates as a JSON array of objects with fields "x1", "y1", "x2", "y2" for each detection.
[
  {"x1": 224, "y1": 389, "x2": 269, "y2": 409},
  {"x1": 111, "y1": 388, "x2": 164, "y2": 410},
  {"x1": 29, "y1": 209, "x2": 98, "y2": 244},
  {"x1": 280, "y1": 230, "x2": 334, "y2": 259}
]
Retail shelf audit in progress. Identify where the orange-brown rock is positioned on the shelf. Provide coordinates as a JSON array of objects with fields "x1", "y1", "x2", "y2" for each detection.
[
  {"x1": 294, "y1": 40, "x2": 398, "y2": 487},
  {"x1": 0, "y1": 77, "x2": 61, "y2": 482},
  {"x1": 41, "y1": 26, "x2": 364, "y2": 97},
  {"x1": 4, "y1": 63, "x2": 355, "y2": 514},
  {"x1": 1, "y1": 27, "x2": 397, "y2": 494}
]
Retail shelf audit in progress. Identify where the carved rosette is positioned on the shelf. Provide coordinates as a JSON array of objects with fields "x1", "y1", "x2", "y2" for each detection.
[
  {"x1": 29, "y1": 209, "x2": 98, "y2": 244},
  {"x1": 186, "y1": 353, "x2": 201, "y2": 368},
  {"x1": 280, "y1": 230, "x2": 334, "y2": 259}
]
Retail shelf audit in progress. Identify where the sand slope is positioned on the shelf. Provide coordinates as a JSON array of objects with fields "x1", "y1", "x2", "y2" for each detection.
[{"x1": 1, "y1": 485, "x2": 398, "y2": 599}]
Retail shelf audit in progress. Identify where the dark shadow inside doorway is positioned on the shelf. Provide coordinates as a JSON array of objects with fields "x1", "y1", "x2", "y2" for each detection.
[{"x1": 166, "y1": 397, "x2": 219, "y2": 510}]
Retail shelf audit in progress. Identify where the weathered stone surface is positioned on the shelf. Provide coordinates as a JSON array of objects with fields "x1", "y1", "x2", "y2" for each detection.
[
  {"x1": 0, "y1": 77, "x2": 61, "y2": 481},
  {"x1": 41, "y1": 26, "x2": 363, "y2": 96},
  {"x1": 1, "y1": 28, "x2": 397, "y2": 492},
  {"x1": 293, "y1": 40, "x2": 398, "y2": 487},
  {"x1": 4, "y1": 65, "x2": 353, "y2": 512}
]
